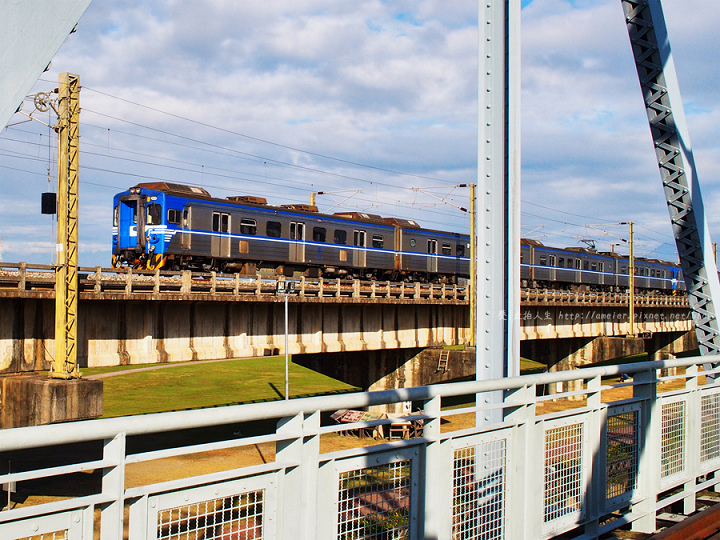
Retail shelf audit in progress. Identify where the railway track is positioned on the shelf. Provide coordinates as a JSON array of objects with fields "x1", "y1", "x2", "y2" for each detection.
[{"x1": 0, "y1": 261, "x2": 690, "y2": 307}]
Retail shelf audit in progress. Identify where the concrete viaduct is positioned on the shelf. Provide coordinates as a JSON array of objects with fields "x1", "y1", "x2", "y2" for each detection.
[{"x1": 0, "y1": 266, "x2": 695, "y2": 412}]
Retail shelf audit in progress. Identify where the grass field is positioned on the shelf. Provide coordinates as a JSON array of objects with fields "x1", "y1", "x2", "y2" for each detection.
[
  {"x1": 79, "y1": 357, "x2": 360, "y2": 418},
  {"x1": 60, "y1": 350, "x2": 682, "y2": 418}
]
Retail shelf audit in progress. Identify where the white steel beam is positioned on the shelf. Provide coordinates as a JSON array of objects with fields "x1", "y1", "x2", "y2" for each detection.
[
  {"x1": 0, "y1": 0, "x2": 92, "y2": 130},
  {"x1": 477, "y1": 0, "x2": 522, "y2": 422}
]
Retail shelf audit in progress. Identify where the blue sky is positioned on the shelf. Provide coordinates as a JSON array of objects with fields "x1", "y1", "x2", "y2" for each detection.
[{"x1": 0, "y1": 0, "x2": 717, "y2": 267}]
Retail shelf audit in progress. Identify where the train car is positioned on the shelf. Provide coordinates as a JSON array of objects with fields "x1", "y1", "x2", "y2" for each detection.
[
  {"x1": 112, "y1": 182, "x2": 471, "y2": 282},
  {"x1": 113, "y1": 183, "x2": 685, "y2": 293},
  {"x1": 519, "y1": 239, "x2": 682, "y2": 293}
]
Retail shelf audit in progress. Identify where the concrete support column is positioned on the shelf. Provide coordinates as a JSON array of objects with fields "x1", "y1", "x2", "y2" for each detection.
[
  {"x1": 645, "y1": 330, "x2": 697, "y2": 362},
  {"x1": 522, "y1": 337, "x2": 646, "y2": 397},
  {"x1": 295, "y1": 347, "x2": 477, "y2": 414}
]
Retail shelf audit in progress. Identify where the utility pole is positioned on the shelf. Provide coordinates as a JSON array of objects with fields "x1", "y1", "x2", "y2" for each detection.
[
  {"x1": 469, "y1": 183, "x2": 477, "y2": 347},
  {"x1": 52, "y1": 72, "x2": 81, "y2": 379},
  {"x1": 620, "y1": 221, "x2": 635, "y2": 336},
  {"x1": 627, "y1": 222, "x2": 635, "y2": 337}
]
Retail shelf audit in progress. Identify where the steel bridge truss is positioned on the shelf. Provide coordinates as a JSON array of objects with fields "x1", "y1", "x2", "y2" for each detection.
[{"x1": 621, "y1": 0, "x2": 720, "y2": 360}]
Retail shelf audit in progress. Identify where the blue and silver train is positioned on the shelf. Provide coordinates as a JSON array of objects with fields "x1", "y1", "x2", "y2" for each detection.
[
  {"x1": 112, "y1": 182, "x2": 470, "y2": 282},
  {"x1": 520, "y1": 239, "x2": 684, "y2": 293},
  {"x1": 111, "y1": 182, "x2": 683, "y2": 292}
]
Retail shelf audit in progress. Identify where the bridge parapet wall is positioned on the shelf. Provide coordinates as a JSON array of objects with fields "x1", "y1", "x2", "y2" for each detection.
[
  {"x1": 0, "y1": 296, "x2": 468, "y2": 372},
  {"x1": 520, "y1": 302, "x2": 692, "y2": 340}
]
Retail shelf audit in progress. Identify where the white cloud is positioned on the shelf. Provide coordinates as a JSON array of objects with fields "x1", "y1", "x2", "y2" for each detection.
[{"x1": 0, "y1": 0, "x2": 716, "y2": 267}]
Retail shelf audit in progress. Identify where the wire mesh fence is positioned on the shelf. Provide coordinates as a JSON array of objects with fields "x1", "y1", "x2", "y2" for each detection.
[
  {"x1": 157, "y1": 490, "x2": 264, "y2": 540},
  {"x1": 661, "y1": 400, "x2": 686, "y2": 479},
  {"x1": 337, "y1": 460, "x2": 411, "y2": 540},
  {"x1": 606, "y1": 407, "x2": 639, "y2": 500},
  {"x1": 452, "y1": 438, "x2": 506, "y2": 539}
]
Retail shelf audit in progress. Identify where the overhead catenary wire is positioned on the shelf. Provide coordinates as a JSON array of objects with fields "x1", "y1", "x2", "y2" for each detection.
[{"x1": 0, "y1": 83, "x2": 679, "y2": 261}]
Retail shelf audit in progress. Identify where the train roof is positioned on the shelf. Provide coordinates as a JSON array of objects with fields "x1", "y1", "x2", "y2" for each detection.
[
  {"x1": 135, "y1": 182, "x2": 211, "y2": 197},
  {"x1": 130, "y1": 182, "x2": 466, "y2": 237}
]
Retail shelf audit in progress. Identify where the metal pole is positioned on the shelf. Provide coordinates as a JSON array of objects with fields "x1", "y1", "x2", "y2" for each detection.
[
  {"x1": 469, "y1": 183, "x2": 477, "y2": 348},
  {"x1": 476, "y1": 0, "x2": 521, "y2": 425},
  {"x1": 53, "y1": 72, "x2": 80, "y2": 379},
  {"x1": 628, "y1": 222, "x2": 635, "y2": 337},
  {"x1": 284, "y1": 293, "x2": 289, "y2": 400}
]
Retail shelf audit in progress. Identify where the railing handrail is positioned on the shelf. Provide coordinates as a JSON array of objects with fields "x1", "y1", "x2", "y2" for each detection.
[{"x1": 2, "y1": 354, "x2": 713, "y2": 453}]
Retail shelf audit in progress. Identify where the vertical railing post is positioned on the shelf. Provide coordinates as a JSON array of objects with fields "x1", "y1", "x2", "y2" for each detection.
[
  {"x1": 181, "y1": 270, "x2": 191, "y2": 294},
  {"x1": 632, "y1": 366, "x2": 661, "y2": 533},
  {"x1": 504, "y1": 383, "x2": 541, "y2": 539},
  {"x1": 683, "y1": 364, "x2": 700, "y2": 514},
  {"x1": 100, "y1": 433, "x2": 126, "y2": 540},
  {"x1": 420, "y1": 396, "x2": 446, "y2": 538},
  {"x1": 153, "y1": 268, "x2": 160, "y2": 295},
  {"x1": 276, "y1": 413, "x2": 306, "y2": 539},
  {"x1": 584, "y1": 375, "x2": 605, "y2": 537}
]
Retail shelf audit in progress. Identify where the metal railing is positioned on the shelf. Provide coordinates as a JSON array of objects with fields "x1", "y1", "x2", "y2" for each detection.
[
  {"x1": 0, "y1": 262, "x2": 467, "y2": 302},
  {"x1": 0, "y1": 262, "x2": 691, "y2": 307},
  {"x1": 1, "y1": 355, "x2": 719, "y2": 539}
]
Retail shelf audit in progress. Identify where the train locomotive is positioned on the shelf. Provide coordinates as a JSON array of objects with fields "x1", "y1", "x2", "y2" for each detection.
[
  {"x1": 112, "y1": 182, "x2": 684, "y2": 293},
  {"x1": 112, "y1": 182, "x2": 470, "y2": 282}
]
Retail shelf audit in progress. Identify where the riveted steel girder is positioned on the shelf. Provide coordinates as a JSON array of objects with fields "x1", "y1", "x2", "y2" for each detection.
[{"x1": 622, "y1": 0, "x2": 720, "y2": 360}]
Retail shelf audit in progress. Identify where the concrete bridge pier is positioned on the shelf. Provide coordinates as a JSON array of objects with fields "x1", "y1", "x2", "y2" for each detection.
[
  {"x1": 644, "y1": 330, "x2": 698, "y2": 377},
  {"x1": 645, "y1": 330, "x2": 697, "y2": 362},
  {"x1": 295, "y1": 347, "x2": 477, "y2": 414},
  {"x1": 521, "y1": 337, "x2": 646, "y2": 397}
]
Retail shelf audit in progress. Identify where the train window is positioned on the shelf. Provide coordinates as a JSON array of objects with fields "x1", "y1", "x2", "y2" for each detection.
[
  {"x1": 591, "y1": 263, "x2": 597, "y2": 271},
  {"x1": 334, "y1": 230, "x2": 347, "y2": 244},
  {"x1": 549, "y1": 255, "x2": 556, "y2": 266},
  {"x1": 355, "y1": 230, "x2": 367, "y2": 247},
  {"x1": 373, "y1": 235, "x2": 385, "y2": 249},
  {"x1": 183, "y1": 209, "x2": 190, "y2": 228},
  {"x1": 410, "y1": 239, "x2": 416, "y2": 247},
  {"x1": 583, "y1": 261, "x2": 589, "y2": 270},
  {"x1": 575, "y1": 259, "x2": 581, "y2": 269},
  {"x1": 213, "y1": 212, "x2": 230, "y2": 233},
  {"x1": 313, "y1": 227, "x2": 327, "y2": 243},
  {"x1": 427, "y1": 239, "x2": 437, "y2": 254},
  {"x1": 241, "y1": 218, "x2": 256, "y2": 235},
  {"x1": 567, "y1": 258, "x2": 574, "y2": 268},
  {"x1": 621, "y1": 266, "x2": 627, "y2": 273},
  {"x1": 441, "y1": 243, "x2": 451, "y2": 256},
  {"x1": 599, "y1": 262, "x2": 604, "y2": 272},
  {"x1": 456, "y1": 244, "x2": 465, "y2": 257},
  {"x1": 539, "y1": 256, "x2": 547, "y2": 266},
  {"x1": 147, "y1": 204, "x2": 162, "y2": 225},
  {"x1": 167, "y1": 209, "x2": 181, "y2": 224},
  {"x1": 113, "y1": 205, "x2": 119, "y2": 227},
  {"x1": 266, "y1": 221, "x2": 281, "y2": 238},
  {"x1": 559, "y1": 257, "x2": 564, "y2": 267}
]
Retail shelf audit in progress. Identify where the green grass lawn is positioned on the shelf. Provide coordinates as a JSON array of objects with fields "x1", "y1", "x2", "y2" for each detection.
[
  {"x1": 93, "y1": 357, "x2": 360, "y2": 418},
  {"x1": 82, "y1": 354, "x2": 553, "y2": 418}
]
